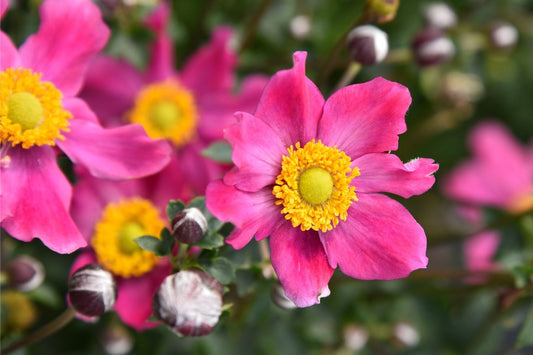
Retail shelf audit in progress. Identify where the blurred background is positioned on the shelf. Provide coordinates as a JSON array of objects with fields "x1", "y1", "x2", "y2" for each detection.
[{"x1": 1, "y1": 0, "x2": 532, "y2": 354}]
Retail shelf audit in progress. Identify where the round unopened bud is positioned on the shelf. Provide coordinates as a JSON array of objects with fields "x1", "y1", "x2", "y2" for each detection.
[
  {"x1": 423, "y1": 2, "x2": 457, "y2": 30},
  {"x1": 365, "y1": 0, "x2": 399, "y2": 24},
  {"x1": 100, "y1": 325, "x2": 133, "y2": 355},
  {"x1": 412, "y1": 28, "x2": 455, "y2": 67},
  {"x1": 6, "y1": 255, "x2": 45, "y2": 292},
  {"x1": 488, "y1": 21, "x2": 519, "y2": 50},
  {"x1": 290, "y1": 15, "x2": 311, "y2": 39},
  {"x1": 393, "y1": 322, "x2": 420, "y2": 347},
  {"x1": 171, "y1": 208, "x2": 207, "y2": 244},
  {"x1": 343, "y1": 324, "x2": 369, "y2": 351},
  {"x1": 153, "y1": 269, "x2": 223, "y2": 337},
  {"x1": 271, "y1": 283, "x2": 297, "y2": 310},
  {"x1": 68, "y1": 264, "x2": 117, "y2": 318},
  {"x1": 346, "y1": 25, "x2": 389, "y2": 65}
]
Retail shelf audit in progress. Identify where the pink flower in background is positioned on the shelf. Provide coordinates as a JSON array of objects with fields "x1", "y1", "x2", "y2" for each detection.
[
  {"x1": 444, "y1": 121, "x2": 533, "y2": 271},
  {"x1": 69, "y1": 167, "x2": 171, "y2": 331},
  {"x1": 206, "y1": 52, "x2": 438, "y2": 307},
  {"x1": 80, "y1": 2, "x2": 268, "y2": 207},
  {"x1": 0, "y1": 0, "x2": 171, "y2": 254}
]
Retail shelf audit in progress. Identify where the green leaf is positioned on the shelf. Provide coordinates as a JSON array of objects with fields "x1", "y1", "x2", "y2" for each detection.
[
  {"x1": 201, "y1": 140, "x2": 233, "y2": 163},
  {"x1": 517, "y1": 303, "x2": 533, "y2": 349},
  {"x1": 202, "y1": 257, "x2": 235, "y2": 285},
  {"x1": 135, "y1": 234, "x2": 172, "y2": 257},
  {"x1": 166, "y1": 200, "x2": 185, "y2": 221},
  {"x1": 195, "y1": 232, "x2": 225, "y2": 250}
]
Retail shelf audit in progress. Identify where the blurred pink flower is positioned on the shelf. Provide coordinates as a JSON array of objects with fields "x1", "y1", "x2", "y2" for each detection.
[
  {"x1": 444, "y1": 121, "x2": 533, "y2": 271},
  {"x1": 0, "y1": 0, "x2": 171, "y2": 254},
  {"x1": 80, "y1": 2, "x2": 268, "y2": 207},
  {"x1": 69, "y1": 167, "x2": 172, "y2": 331},
  {"x1": 206, "y1": 52, "x2": 438, "y2": 307}
]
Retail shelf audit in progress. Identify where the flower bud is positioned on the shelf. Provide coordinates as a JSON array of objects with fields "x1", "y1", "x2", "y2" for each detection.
[
  {"x1": 153, "y1": 269, "x2": 223, "y2": 337},
  {"x1": 364, "y1": 0, "x2": 399, "y2": 24},
  {"x1": 392, "y1": 322, "x2": 420, "y2": 347},
  {"x1": 68, "y1": 264, "x2": 117, "y2": 318},
  {"x1": 290, "y1": 15, "x2": 311, "y2": 40},
  {"x1": 271, "y1": 283, "x2": 297, "y2": 310},
  {"x1": 171, "y1": 208, "x2": 207, "y2": 244},
  {"x1": 412, "y1": 28, "x2": 455, "y2": 67},
  {"x1": 343, "y1": 324, "x2": 369, "y2": 351},
  {"x1": 346, "y1": 25, "x2": 389, "y2": 66},
  {"x1": 488, "y1": 21, "x2": 519, "y2": 50},
  {"x1": 100, "y1": 324, "x2": 133, "y2": 355},
  {"x1": 5, "y1": 255, "x2": 45, "y2": 292},
  {"x1": 423, "y1": 2, "x2": 457, "y2": 30}
]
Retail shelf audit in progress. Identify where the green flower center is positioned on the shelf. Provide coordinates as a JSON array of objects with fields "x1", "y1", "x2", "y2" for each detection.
[
  {"x1": 150, "y1": 101, "x2": 182, "y2": 131},
  {"x1": 298, "y1": 167, "x2": 333, "y2": 205},
  {"x1": 7, "y1": 92, "x2": 43, "y2": 131},
  {"x1": 118, "y1": 222, "x2": 145, "y2": 254}
]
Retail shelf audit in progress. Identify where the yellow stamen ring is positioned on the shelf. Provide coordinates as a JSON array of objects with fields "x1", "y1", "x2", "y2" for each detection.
[
  {"x1": 1, "y1": 68, "x2": 72, "y2": 149},
  {"x1": 129, "y1": 80, "x2": 198, "y2": 147},
  {"x1": 273, "y1": 139, "x2": 360, "y2": 232},
  {"x1": 91, "y1": 198, "x2": 165, "y2": 278}
]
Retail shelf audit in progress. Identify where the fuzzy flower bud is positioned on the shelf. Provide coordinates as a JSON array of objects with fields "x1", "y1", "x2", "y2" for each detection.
[
  {"x1": 271, "y1": 283, "x2": 297, "y2": 310},
  {"x1": 290, "y1": 15, "x2": 312, "y2": 40},
  {"x1": 488, "y1": 21, "x2": 519, "y2": 50},
  {"x1": 346, "y1": 25, "x2": 389, "y2": 66},
  {"x1": 153, "y1": 269, "x2": 223, "y2": 337},
  {"x1": 364, "y1": 0, "x2": 400, "y2": 24},
  {"x1": 393, "y1": 322, "x2": 420, "y2": 347},
  {"x1": 5, "y1": 255, "x2": 45, "y2": 292},
  {"x1": 412, "y1": 27, "x2": 455, "y2": 66},
  {"x1": 171, "y1": 208, "x2": 208, "y2": 244},
  {"x1": 423, "y1": 2, "x2": 457, "y2": 30},
  {"x1": 68, "y1": 264, "x2": 117, "y2": 318}
]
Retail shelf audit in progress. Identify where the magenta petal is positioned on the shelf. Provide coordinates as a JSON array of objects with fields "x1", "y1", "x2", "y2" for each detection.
[
  {"x1": 464, "y1": 231, "x2": 500, "y2": 272},
  {"x1": 70, "y1": 251, "x2": 97, "y2": 276},
  {"x1": 63, "y1": 97, "x2": 99, "y2": 124},
  {"x1": 58, "y1": 119, "x2": 171, "y2": 180},
  {"x1": 254, "y1": 52, "x2": 324, "y2": 146},
  {"x1": 223, "y1": 112, "x2": 285, "y2": 192},
  {"x1": 80, "y1": 56, "x2": 144, "y2": 127},
  {"x1": 206, "y1": 180, "x2": 284, "y2": 249},
  {"x1": 1, "y1": 146, "x2": 86, "y2": 253},
  {"x1": 354, "y1": 154, "x2": 438, "y2": 198},
  {"x1": 19, "y1": 0, "x2": 109, "y2": 96},
  {"x1": 114, "y1": 262, "x2": 171, "y2": 331},
  {"x1": 1, "y1": 0, "x2": 8, "y2": 17},
  {"x1": 181, "y1": 27, "x2": 236, "y2": 98},
  {"x1": 318, "y1": 77, "x2": 411, "y2": 159},
  {"x1": 321, "y1": 193, "x2": 428, "y2": 280},
  {"x1": 144, "y1": 2, "x2": 174, "y2": 82},
  {"x1": 270, "y1": 224, "x2": 334, "y2": 307},
  {"x1": 0, "y1": 31, "x2": 20, "y2": 70}
]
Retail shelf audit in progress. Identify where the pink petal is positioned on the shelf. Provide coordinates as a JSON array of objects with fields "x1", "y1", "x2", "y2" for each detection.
[
  {"x1": 144, "y1": 2, "x2": 174, "y2": 82},
  {"x1": 353, "y1": 154, "x2": 438, "y2": 198},
  {"x1": 464, "y1": 231, "x2": 500, "y2": 272},
  {"x1": 269, "y1": 224, "x2": 334, "y2": 307},
  {"x1": 0, "y1": 31, "x2": 20, "y2": 70},
  {"x1": 223, "y1": 112, "x2": 285, "y2": 192},
  {"x1": 114, "y1": 261, "x2": 171, "y2": 331},
  {"x1": 58, "y1": 119, "x2": 171, "y2": 180},
  {"x1": 205, "y1": 180, "x2": 284, "y2": 249},
  {"x1": 0, "y1": 146, "x2": 86, "y2": 253},
  {"x1": 70, "y1": 251, "x2": 97, "y2": 276},
  {"x1": 1, "y1": 0, "x2": 8, "y2": 17},
  {"x1": 80, "y1": 56, "x2": 144, "y2": 127},
  {"x1": 19, "y1": 0, "x2": 109, "y2": 96},
  {"x1": 196, "y1": 75, "x2": 269, "y2": 142},
  {"x1": 254, "y1": 51, "x2": 324, "y2": 146},
  {"x1": 318, "y1": 77, "x2": 411, "y2": 159},
  {"x1": 70, "y1": 166, "x2": 145, "y2": 241},
  {"x1": 320, "y1": 193, "x2": 428, "y2": 280},
  {"x1": 181, "y1": 27, "x2": 236, "y2": 98},
  {"x1": 63, "y1": 97, "x2": 99, "y2": 124}
]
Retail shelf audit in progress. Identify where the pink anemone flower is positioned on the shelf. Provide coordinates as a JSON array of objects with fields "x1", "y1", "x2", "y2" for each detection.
[
  {"x1": 80, "y1": 2, "x2": 268, "y2": 207},
  {"x1": 69, "y1": 167, "x2": 172, "y2": 330},
  {"x1": 0, "y1": 0, "x2": 171, "y2": 254},
  {"x1": 443, "y1": 121, "x2": 533, "y2": 272},
  {"x1": 206, "y1": 52, "x2": 438, "y2": 307}
]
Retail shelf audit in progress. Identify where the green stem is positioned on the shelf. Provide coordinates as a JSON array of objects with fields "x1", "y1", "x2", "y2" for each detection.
[
  {"x1": 333, "y1": 61, "x2": 362, "y2": 91},
  {"x1": 2, "y1": 307, "x2": 76, "y2": 354},
  {"x1": 238, "y1": 0, "x2": 272, "y2": 54}
]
